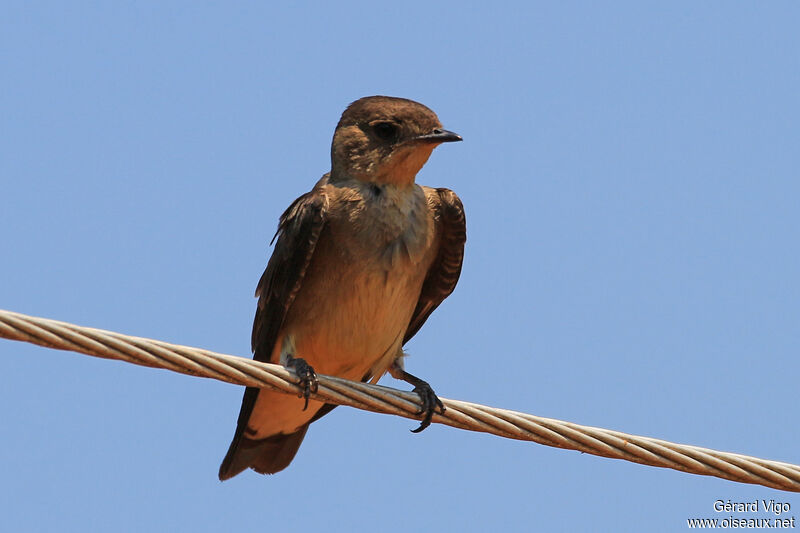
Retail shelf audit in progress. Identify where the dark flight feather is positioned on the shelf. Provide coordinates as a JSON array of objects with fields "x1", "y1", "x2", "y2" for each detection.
[
  {"x1": 218, "y1": 178, "x2": 329, "y2": 480},
  {"x1": 404, "y1": 188, "x2": 466, "y2": 344}
]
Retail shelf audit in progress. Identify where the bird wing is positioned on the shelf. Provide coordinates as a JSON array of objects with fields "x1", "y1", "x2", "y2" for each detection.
[
  {"x1": 250, "y1": 179, "x2": 329, "y2": 362},
  {"x1": 404, "y1": 187, "x2": 467, "y2": 345},
  {"x1": 219, "y1": 177, "x2": 329, "y2": 479}
]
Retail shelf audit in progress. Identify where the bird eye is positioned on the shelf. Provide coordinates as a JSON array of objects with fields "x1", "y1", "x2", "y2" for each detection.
[{"x1": 372, "y1": 122, "x2": 398, "y2": 141}]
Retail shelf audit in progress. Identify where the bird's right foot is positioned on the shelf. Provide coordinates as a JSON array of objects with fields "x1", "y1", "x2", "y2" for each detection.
[{"x1": 286, "y1": 356, "x2": 318, "y2": 411}]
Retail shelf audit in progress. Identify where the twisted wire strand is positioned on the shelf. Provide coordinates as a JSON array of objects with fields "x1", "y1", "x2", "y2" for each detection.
[{"x1": 1, "y1": 308, "x2": 798, "y2": 492}]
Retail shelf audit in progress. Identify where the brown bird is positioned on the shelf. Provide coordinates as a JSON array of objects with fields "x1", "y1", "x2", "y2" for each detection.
[{"x1": 218, "y1": 96, "x2": 466, "y2": 479}]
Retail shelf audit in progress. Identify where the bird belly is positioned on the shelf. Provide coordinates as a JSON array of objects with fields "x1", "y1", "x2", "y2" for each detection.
[
  {"x1": 291, "y1": 264, "x2": 422, "y2": 379},
  {"x1": 246, "y1": 248, "x2": 429, "y2": 439}
]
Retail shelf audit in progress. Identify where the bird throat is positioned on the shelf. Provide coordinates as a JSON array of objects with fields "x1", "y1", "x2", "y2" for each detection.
[{"x1": 374, "y1": 144, "x2": 436, "y2": 186}]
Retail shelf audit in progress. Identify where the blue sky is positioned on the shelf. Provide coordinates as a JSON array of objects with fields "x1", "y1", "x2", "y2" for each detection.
[{"x1": 2, "y1": 2, "x2": 798, "y2": 531}]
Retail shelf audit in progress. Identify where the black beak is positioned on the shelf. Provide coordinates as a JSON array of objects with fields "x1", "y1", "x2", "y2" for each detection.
[{"x1": 414, "y1": 128, "x2": 463, "y2": 144}]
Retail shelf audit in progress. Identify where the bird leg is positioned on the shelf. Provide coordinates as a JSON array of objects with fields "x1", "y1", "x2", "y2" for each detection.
[
  {"x1": 285, "y1": 355, "x2": 318, "y2": 411},
  {"x1": 389, "y1": 361, "x2": 445, "y2": 433}
]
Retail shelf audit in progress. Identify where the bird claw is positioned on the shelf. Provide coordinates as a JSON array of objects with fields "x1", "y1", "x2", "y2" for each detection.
[
  {"x1": 287, "y1": 357, "x2": 318, "y2": 411},
  {"x1": 410, "y1": 380, "x2": 445, "y2": 433}
]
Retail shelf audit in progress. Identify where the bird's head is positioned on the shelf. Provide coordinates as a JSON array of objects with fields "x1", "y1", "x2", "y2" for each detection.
[{"x1": 330, "y1": 96, "x2": 461, "y2": 186}]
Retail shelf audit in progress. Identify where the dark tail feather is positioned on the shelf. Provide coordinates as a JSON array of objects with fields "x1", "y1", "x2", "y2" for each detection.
[
  {"x1": 218, "y1": 424, "x2": 309, "y2": 480},
  {"x1": 218, "y1": 384, "x2": 345, "y2": 480}
]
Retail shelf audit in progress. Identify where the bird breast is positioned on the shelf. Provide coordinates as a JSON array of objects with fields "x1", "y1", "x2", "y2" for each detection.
[{"x1": 281, "y1": 182, "x2": 437, "y2": 381}]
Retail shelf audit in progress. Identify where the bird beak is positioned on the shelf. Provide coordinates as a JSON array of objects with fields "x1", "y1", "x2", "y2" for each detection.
[{"x1": 413, "y1": 128, "x2": 463, "y2": 144}]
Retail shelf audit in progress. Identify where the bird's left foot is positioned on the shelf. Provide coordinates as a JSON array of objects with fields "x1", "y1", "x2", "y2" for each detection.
[
  {"x1": 410, "y1": 379, "x2": 445, "y2": 433},
  {"x1": 389, "y1": 363, "x2": 445, "y2": 433},
  {"x1": 286, "y1": 356, "x2": 318, "y2": 411}
]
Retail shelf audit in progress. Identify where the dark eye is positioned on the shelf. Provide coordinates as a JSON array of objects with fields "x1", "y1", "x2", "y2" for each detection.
[{"x1": 372, "y1": 122, "x2": 398, "y2": 141}]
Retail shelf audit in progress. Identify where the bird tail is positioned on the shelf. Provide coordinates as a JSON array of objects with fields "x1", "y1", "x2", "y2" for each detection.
[{"x1": 218, "y1": 424, "x2": 309, "y2": 480}]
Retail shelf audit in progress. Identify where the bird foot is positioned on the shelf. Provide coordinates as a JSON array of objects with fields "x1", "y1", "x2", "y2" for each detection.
[
  {"x1": 286, "y1": 356, "x2": 318, "y2": 410},
  {"x1": 410, "y1": 379, "x2": 445, "y2": 433}
]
